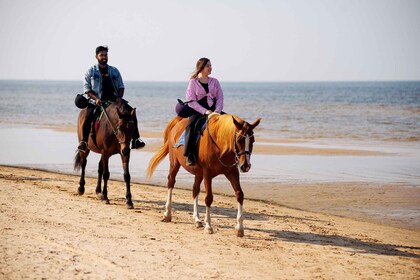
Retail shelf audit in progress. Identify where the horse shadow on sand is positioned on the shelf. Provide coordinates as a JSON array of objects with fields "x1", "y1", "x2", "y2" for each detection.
[{"x1": 127, "y1": 197, "x2": 420, "y2": 259}]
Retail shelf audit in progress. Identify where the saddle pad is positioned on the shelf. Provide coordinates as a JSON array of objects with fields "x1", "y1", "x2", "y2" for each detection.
[
  {"x1": 92, "y1": 101, "x2": 112, "y2": 133},
  {"x1": 174, "y1": 120, "x2": 207, "y2": 148}
]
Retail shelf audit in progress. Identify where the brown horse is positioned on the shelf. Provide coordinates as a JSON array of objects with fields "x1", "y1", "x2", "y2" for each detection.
[
  {"x1": 147, "y1": 114, "x2": 261, "y2": 237},
  {"x1": 74, "y1": 98, "x2": 136, "y2": 208}
]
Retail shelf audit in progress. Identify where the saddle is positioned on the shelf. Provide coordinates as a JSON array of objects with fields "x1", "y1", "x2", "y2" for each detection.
[
  {"x1": 174, "y1": 119, "x2": 207, "y2": 148},
  {"x1": 90, "y1": 101, "x2": 112, "y2": 147}
]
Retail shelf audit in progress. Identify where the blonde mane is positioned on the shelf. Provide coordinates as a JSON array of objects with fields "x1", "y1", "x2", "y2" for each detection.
[{"x1": 209, "y1": 114, "x2": 242, "y2": 157}]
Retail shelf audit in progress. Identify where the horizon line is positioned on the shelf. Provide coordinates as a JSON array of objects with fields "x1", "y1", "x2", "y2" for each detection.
[{"x1": 1, "y1": 78, "x2": 420, "y2": 83}]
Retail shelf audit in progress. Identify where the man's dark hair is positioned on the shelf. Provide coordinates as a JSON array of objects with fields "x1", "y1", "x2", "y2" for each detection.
[{"x1": 96, "y1": 45, "x2": 108, "y2": 55}]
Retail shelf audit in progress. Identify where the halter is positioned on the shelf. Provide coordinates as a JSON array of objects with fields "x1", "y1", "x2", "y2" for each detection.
[{"x1": 206, "y1": 123, "x2": 254, "y2": 168}]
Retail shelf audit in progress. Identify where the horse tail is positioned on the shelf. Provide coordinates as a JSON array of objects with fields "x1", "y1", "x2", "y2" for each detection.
[
  {"x1": 74, "y1": 152, "x2": 82, "y2": 171},
  {"x1": 147, "y1": 116, "x2": 183, "y2": 178}
]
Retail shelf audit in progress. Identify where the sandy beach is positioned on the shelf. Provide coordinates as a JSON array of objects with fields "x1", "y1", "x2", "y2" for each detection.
[
  {"x1": 1, "y1": 124, "x2": 420, "y2": 279},
  {"x1": 1, "y1": 165, "x2": 419, "y2": 279}
]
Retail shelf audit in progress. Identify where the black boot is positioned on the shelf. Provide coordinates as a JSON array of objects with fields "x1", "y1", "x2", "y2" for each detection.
[
  {"x1": 186, "y1": 153, "x2": 196, "y2": 166},
  {"x1": 132, "y1": 138, "x2": 145, "y2": 149},
  {"x1": 78, "y1": 107, "x2": 94, "y2": 152}
]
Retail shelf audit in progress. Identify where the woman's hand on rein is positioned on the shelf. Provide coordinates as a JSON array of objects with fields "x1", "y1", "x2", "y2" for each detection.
[{"x1": 208, "y1": 112, "x2": 220, "y2": 120}]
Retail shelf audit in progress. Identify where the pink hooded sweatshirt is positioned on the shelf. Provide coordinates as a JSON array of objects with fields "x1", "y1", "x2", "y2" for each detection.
[{"x1": 186, "y1": 77, "x2": 224, "y2": 115}]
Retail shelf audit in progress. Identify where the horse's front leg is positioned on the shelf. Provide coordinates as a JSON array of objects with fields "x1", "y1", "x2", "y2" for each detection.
[
  {"x1": 162, "y1": 160, "x2": 181, "y2": 222},
  {"x1": 203, "y1": 174, "x2": 214, "y2": 234},
  {"x1": 121, "y1": 154, "x2": 133, "y2": 209},
  {"x1": 225, "y1": 169, "x2": 245, "y2": 237},
  {"x1": 192, "y1": 175, "x2": 203, "y2": 228},
  {"x1": 95, "y1": 158, "x2": 103, "y2": 198},
  {"x1": 101, "y1": 155, "x2": 110, "y2": 204},
  {"x1": 77, "y1": 151, "x2": 89, "y2": 195}
]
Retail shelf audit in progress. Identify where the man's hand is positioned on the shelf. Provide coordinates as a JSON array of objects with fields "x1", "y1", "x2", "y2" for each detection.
[{"x1": 95, "y1": 99, "x2": 102, "y2": 106}]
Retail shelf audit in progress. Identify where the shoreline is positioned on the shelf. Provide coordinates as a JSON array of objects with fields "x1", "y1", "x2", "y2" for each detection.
[{"x1": 25, "y1": 123, "x2": 403, "y2": 156}]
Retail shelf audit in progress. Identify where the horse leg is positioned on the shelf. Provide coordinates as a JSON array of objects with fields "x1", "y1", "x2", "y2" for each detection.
[
  {"x1": 101, "y1": 155, "x2": 110, "y2": 204},
  {"x1": 77, "y1": 152, "x2": 88, "y2": 195},
  {"x1": 162, "y1": 160, "x2": 181, "y2": 222},
  {"x1": 225, "y1": 169, "x2": 245, "y2": 237},
  {"x1": 121, "y1": 154, "x2": 133, "y2": 209},
  {"x1": 203, "y1": 174, "x2": 214, "y2": 234},
  {"x1": 192, "y1": 175, "x2": 203, "y2": 228},
  {"x1": 95, "y1": 158, "x2": 103, "y2": 198}
]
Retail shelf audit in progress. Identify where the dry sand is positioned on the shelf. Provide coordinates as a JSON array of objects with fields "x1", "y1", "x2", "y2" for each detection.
[{"x1": 1, "y1": 165, "x2": 419, "y2": 279}]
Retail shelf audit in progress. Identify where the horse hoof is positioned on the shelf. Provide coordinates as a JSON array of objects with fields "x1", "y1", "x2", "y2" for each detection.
[
  {"x1": 126, "y1": 202, "x2": 134, "y2": 209},
  {"x1": 204, "y1": 227, "x2": 214, "y2": 234},
  {"x1": 97, "y1": 193, "x2": 104, "y2": 200},
  {"x1": 161, "y1": 216, "x2": 172, "y2": 222},
  {"x1": 195, "y1": 221, "x2": 204, "y2": 228},
  {"x1": 103, "y1": 199, "x2": 110, "y2": 205},
  {"x1": 236, "y1": 229, "x2": 244, "y2": 237},
  {"x1": 77, "y1": 188, "x2": 84, "y2": 195}
]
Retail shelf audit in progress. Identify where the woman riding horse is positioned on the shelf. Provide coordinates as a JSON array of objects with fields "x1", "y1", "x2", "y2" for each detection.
[
  {"x1": 147, "y1": 114, "x2": 261, "y2": 237},
  {"x1": 183, "y1": 57, "x2": 224, "y2": 166}
]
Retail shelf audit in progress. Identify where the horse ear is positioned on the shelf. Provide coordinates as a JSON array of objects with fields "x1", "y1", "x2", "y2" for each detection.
[
  {"x1": 232, "y1": 115, "x2": 243, "y2": 129},
  {"x1": 250, "y1": 118, "x2": 261, "y2": 129},
  {"x1": 131, "y1": 108, "x2": 136, "y2": 117}
]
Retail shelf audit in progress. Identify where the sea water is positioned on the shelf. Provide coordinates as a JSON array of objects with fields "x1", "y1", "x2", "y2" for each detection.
[
  {"x1": 0, "y1": 80, "x2": 419, "y2": 142},
  {"x1": 0, "y1": 80, "x2": 419, "y2": 186}
]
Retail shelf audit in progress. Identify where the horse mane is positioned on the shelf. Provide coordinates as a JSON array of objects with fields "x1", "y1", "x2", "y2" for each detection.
[
  {"x1": 210, "y1": 114, "x2": 241, "y2": 157},
  {"x1": 113, "y1": 98, "x2": 132, "y2": 119}
]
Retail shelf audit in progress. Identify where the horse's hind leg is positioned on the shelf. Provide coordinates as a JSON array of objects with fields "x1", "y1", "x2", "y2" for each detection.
[
  {"x1": 203, "y1": 174, "x2": 214, "y2": 234},
  {"x1": 95, "y1": 158, "x2": 103, "y2": 198},
  {"x1": 225, "y1": 169, "x2": 245, "y2": 237},
  {"x1": 162, "y1": 160, "x2": 181, "y2": 222},
  {"x1": 121, "y1": 154, "x2": 133, "y2": 209},
  {"x1": 192, "y1": 175, "x2": 203, "y2": 227}
]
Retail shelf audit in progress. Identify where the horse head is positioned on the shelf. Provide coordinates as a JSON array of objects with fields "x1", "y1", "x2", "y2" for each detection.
[
  {"x1": 115, "y1": 101, "x2": 136, "y2": 157},
  {"x1": 232, "y1": 116, "x2": 261, "y2": 173}
]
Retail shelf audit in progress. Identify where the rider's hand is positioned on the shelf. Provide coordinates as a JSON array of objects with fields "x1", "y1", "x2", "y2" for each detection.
[
  {"x1": 205, "y1": 110, "x2": 213, "y2": 115},
  {"x1": 208, "y1": 112, "x2": 220, "y2": 120},
  {"x1": 95, "y1": 99, "x2": 102, "y2": 106}
]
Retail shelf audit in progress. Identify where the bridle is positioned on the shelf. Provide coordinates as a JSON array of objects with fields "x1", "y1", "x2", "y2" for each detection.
[
  {"x1": 100, "y1": 105, "x2": 133, "y2": 145},
  {"x1": 206, "y1": 123, "x2": 254, "y2": 168}
]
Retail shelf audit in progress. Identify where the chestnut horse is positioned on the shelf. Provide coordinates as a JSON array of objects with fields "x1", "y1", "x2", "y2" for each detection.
[
  {"x1": 147, "y1": 114, "x2": 261, "y2": 237},
  {"x1": 74, "y1": 98, "x2": 136, "y2": 208}
]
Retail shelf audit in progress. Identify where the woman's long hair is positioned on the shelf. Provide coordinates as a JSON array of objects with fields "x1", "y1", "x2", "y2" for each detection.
[{"x1": 190, "y1": 57, "x2": 210, "y2": 79}]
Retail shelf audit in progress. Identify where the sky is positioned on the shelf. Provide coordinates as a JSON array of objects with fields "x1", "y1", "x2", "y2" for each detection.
[{"x1": 0, "y1": 0, "x2": 419, "y2": 82}]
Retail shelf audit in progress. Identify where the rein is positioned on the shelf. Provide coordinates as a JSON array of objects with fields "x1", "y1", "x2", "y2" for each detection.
[
  {"x1": 100, "y1": 104, "x2": 132, "y2": 145},
  {"x1": 206, "y1": 121, "x2": 253, "y2": 168}
]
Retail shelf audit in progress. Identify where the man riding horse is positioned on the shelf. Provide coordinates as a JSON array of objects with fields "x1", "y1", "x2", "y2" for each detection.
[{"x1": 77, "y1": 45, "x2": 145, "y2": 152}]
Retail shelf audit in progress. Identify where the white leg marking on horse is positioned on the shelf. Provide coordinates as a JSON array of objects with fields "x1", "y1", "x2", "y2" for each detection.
[
  {"x1": 193, "y1": 195, "x2": 203, "y2": 227},
  {"x1": 164, "y1": 188, "x2": 173, "y2": 219},
  {"x1": 236, "y1": 203, "x2": 244, "y2": 237},
  {"x1": 204, "y1": 206, "x2": 214, "y2": 234}
]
